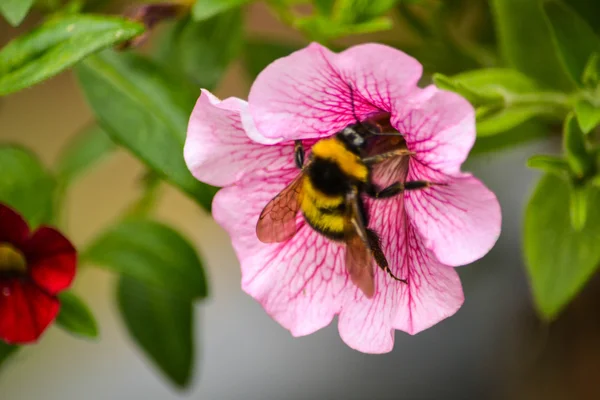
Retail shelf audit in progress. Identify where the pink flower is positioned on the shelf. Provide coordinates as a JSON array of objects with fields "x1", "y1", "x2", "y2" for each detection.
[{"x1": 184, "y1": 43, "x2": 501, "y2": 353}]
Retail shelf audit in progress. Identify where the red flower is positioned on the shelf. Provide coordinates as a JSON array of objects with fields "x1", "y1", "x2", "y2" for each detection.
[{"x1": 0, "y1": 204, "x2": 76, "y2": 344}]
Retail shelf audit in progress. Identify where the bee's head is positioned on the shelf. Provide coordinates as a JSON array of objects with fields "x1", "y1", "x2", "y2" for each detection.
[{"x1": 339, "y1": 125, "x2": 367, "y2": 150}]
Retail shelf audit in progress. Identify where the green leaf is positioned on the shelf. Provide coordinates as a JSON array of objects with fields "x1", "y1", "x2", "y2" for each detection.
[
  {"x1": 117, "y1": 275, "x2": 194, "y2": 388},
  {"x1": 0, "y1": 15, "x2": 144, "y2": 96},
  {"x1": 85, "y1": 219, "x2": 208, "y2": 300},
  {"x1": 155, "y1": 11, "x2": 242, "y2": 90},
  {"x1": 433, "y1": 73, "x2": 501, "y2": 105},
  {"x1": 527, "y1": 155, "x2": 570, "y2": 177},
  {"x1": 243, "y1": 39, "x2": 302, "y2": 80},
  {"x1": 357, "y1": 0, "x2": 398, "y2": 18},
  {"x1": 56, "y1": 125, "x2": 116, "y2": 185},
  {"x1": 314, "y1": 0, "x2": 336, "y2": 15},
  {"x1": 56, "y1": 291, "x2": 99, "y2": 339},
  {"x1": 333, "y1": 0, "x2": 399, "y2": 24},
  {"x1": 435, "y1": 69, "x2": 555, "y2": 136},
  {"x1": 76, "y1": 51, "x2": 217, "y2": 211},
  {"x1": 471, "y1": 120, "x2": 549, "y2": 156},
  {"x1": 447, "y1": 68, "x2": 540, "y2": 99},
  {"x1": 477, "y1": 105, "x2": 549, "y2": 136},
  {"x1": 582, "y1": 53, "x2": 600, "y2": 88},
  {"x1": 431, "y1": 74, "x2": 457, "y2": 92},
  {"x1": 563, "y1": 113, "x2": 592, "y2": 178},
  {"x1": 338, "y1": 16, "x2": 394, "y2": 35},
  {"x1": 0, "y1": 146, "x2": 55, "y2": 227},
  {"x1": 524, "y1": 174, "x2": 600, "y2": 318},
  {"x1": 569, "y1": 185, "x2": 588, "y2": 231},
  {"x1": 490, "y1": 0, "x2": 572, "y2": 90},
  {"x1": 295, "y1": 14, "x2": 392, "y2": 40},
  {"x1": 574, "y1": 99, "x2": 600, "y2": 135},
  {"x1": 568, "y1": 0, "x2": 600, "y2": 36},
  {"x1": 0, "y1": 341, "x2": 18, "y2": 369},
  {"x1": 192, "y1": 0, "x2": 249, "y2": 21},
  {"x1": 434, "y1": 69, "x2": 539, "y2": 106},
  {"x1": 543, "y1": 1, "x2": 600, "y2": 88},
  {"x1": 0, "y1": 0, "x2": 35, "y2": 26}
]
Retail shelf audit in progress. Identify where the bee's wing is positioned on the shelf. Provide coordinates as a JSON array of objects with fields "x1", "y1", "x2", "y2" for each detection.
[
  {"x1": 345, "y1": 235, "x2": 375, "y2": 298},
  {"x1": 256, "y1": 173, "x2": 304, "y2": 243},
  {"x1": 344, "y1": 189, "x2": 375, "y2": 298}
]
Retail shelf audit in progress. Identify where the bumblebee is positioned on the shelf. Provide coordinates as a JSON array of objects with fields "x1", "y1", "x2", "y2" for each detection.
[{"x1": 256, "y1": 113, "x2": 435, "y2": 298}]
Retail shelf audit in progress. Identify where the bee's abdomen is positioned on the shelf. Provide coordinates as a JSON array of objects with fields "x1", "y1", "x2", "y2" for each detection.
[
  {"x1": 303, "y1": 212, "x2": 346, "y2": 241},
  {"x1": 301, "y1": 178, "x2": 346, "y2": 240}
]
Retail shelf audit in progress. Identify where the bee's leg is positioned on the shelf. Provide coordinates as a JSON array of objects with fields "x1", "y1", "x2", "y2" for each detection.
[
  {"x1": 362, "y1": 148, "x2": 414, "y2": 165},
  {"x1": 366, "y1": 181, "x2": 440, "y2": 199},
  {"x1": 356, "y1": 194, "x2": 369, "y2": 227},
  {"x1": 294, "y1": 140, "x2": 305, "y2": 169},
  {"x1": 366, "y1": 229, "x2": 408, "y2": 284}
]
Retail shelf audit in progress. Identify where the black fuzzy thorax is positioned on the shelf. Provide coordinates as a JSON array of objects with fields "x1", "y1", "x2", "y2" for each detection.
[{"x1": 307, "y1": 158, "x2": 352, "y2": 196}]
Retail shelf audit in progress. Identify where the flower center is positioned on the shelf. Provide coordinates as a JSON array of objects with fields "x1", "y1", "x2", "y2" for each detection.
[{"x1": 0, "y1": 243, "x2": 27, "y2": 274}]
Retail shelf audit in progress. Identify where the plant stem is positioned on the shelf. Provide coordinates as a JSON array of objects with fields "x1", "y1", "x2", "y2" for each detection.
[
  {"x1": 508, "y1": 92, "x2": 571, "y2": 109},
  {"x1": 124, "y1": 171, "x2": 163, "y2": 219}
]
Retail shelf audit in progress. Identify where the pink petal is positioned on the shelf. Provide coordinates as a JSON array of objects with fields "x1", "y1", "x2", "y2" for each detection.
[
  {"x1": 248, "y1": 43, "x2": 422, "y2": 141},
  {"x1": 338, "y1": 197, "x2": 464, "y2": 353},
  {"x1": 184, "y1": 90, "x2": 295, "y2": 187},
  {"x1": 392, "y1": 86, "x2": 476, "y2": 175},
  {"x1": 212, "y1": 172, "x2": 347, "y2": 336},
  {"x1": 404, "y1": 162, "x2": 502, "y2": 266}
]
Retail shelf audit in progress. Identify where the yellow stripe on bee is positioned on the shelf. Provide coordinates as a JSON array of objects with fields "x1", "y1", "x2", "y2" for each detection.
[
  {"x1": 302, "y1": 178, "x2": 344, "y2": 208},
  {"x1": 301, "y1": 197, "x2": 346, "y2": 233},
  {"x1": 311, "y1": 139, "x2": 368, "y2": 182}
]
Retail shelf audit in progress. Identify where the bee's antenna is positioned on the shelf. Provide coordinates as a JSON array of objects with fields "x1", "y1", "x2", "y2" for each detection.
[{"x1": 373, "y1": 132, "x2": 403, "y2": 136}]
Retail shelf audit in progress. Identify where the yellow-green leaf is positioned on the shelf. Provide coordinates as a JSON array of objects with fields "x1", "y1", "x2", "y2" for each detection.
[{"x1": 0, "y1": 15, "x2": 144, "y2": 96}]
